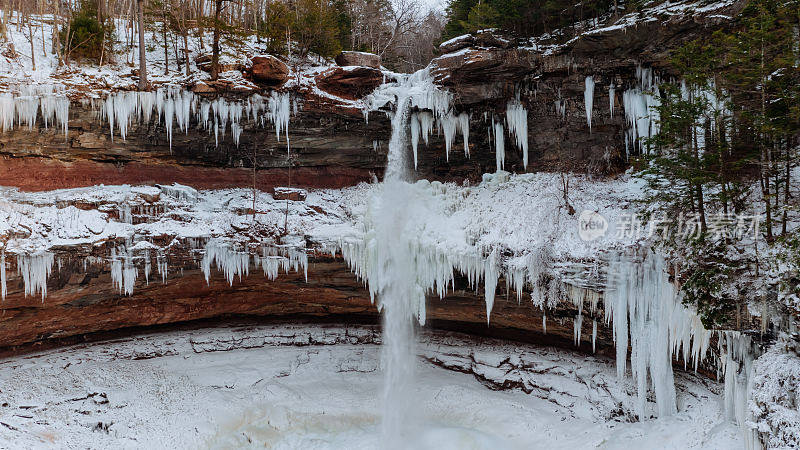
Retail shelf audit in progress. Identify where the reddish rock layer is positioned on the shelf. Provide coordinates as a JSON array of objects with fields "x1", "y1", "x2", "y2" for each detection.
[{"x1": 0, "y1": 157, "x2": 373, "y2": 192}]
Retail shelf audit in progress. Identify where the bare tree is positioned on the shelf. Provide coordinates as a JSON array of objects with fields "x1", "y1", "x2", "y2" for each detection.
[
  {"x1": 210, "y1": 0, "x2": 235, "y2": 80},
  {"x1": 137, "y1": 0, "x2": 148, "y2": 89}
]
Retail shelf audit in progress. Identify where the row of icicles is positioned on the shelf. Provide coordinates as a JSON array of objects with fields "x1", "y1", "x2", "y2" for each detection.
[
  {"x1": 0, "y1": 67, "x2": 665, "y2": 166},
  {"x1": 0, "y1": 240, "x2": 308, "y2": 301}
]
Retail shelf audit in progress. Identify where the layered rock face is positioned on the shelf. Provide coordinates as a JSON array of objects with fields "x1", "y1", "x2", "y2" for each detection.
[
  {"x1": 0, "y1": 1, "x2": 742, "y2": 353},
  {"x1": 0, "y1": 101, "x2": 387, "y2": 191},
  {"x1": 0, "y1": 250, "x2": 611, "y2": 355}
]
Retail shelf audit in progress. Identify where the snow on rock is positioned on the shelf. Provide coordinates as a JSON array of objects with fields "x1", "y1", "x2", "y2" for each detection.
[
  {"x1": 0, "y1": 183, "x2": 355, "y2": 298},
  {"x1": 158, "y1": 183, "x2": 199, "y2": 202},
  {"x1": 749, "y1": 345, "x2": 800, "y2": 448},
  {"x1": 334, "y1": 51, "x2": 382, "y2": 69}
]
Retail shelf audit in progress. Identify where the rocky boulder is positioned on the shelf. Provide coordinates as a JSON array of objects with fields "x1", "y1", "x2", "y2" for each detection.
[
  {"x1": 250, "y1": 55, "x2": 290, "y2": 86},
  {"x1": 191, "y1": 80, "x2": 216, "y2": 94},
  {"x1": 335, "y1": 51, "x2": 381, "y2": 69},
  {"x1": 315, "y1": 66, "x2": 384, "y2": 100}
]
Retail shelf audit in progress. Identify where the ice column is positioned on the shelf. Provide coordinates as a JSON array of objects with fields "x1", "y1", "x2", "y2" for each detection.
[
  {"x1": 584, "y1": 76, "x2": 595, "y2": 131},
  {"x1": 458, "y1": 112, "x2": 470, "y2": 156},
  {"x1": 1, "y1": 252, "x2": 6, "y2": 301},
  {"x1": 494, "y1": 120, "x2": 505, "y2": 171},
  {"x1": 609, "y1": 82, "x2": 615, "y2": 119},
  {"x1": 506, "y1": 99, "x2": 528, "y2": 168}
]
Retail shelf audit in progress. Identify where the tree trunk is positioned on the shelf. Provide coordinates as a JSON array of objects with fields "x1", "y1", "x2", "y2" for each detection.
[
  {"x1": 163, "y1": 9, "x2": 169, "y2": 75},
  {"x1": 27, "y1": 19, "x2": 35, "y2": 71},
  {"x1": 783, "y1": 140, "x2": 790, "y2": 236},
  {"x1": 137, "y1": 0, "x2": 148, "y2": 90},
  {"x1": 210, "y1": 0, "x2": 221, "y2": 80},
  {"x1": 760, "y1": 28, "x2": 774, "y2": 243},
  {"x1": 52, "y1": 0, "x2": 61, "y2": 65}
]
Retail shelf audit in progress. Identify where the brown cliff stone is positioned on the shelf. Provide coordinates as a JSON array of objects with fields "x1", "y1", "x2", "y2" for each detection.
[
  {"x1": 250, "y1": 55, "x2": 290, "y2": 86},
  {"x1": 315, "y1": 66, "x2": 384, "y2": 100},
  {"x1": 335, "y1": 51, "x2": 381, "y2": 69}
]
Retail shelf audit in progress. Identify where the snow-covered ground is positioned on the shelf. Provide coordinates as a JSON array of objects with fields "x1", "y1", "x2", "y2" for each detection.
[{"x1": 0, "y1": 324, "x2": 742, "y2": 449}]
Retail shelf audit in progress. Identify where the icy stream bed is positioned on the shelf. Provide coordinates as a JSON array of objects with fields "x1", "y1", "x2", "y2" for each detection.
[{"x1": 0, "y1": 324, "x2": 741, "y2": 449}]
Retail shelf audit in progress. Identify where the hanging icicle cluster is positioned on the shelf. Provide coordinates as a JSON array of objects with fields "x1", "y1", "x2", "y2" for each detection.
[
  {"x1": 506, "y1": 99, "x2": 529, "y2": 169},
  {"x1": 604, "y1": 252, "x2": 713, "y2": 420},
  {"x1": 0, "y1": 85, "x2": 69, "y2": 136},
  {"x1": 102, "y1": 88, "x2": 294, "y2": 151},
  {"x1": 622, "y1": 66, "x2": 661, "y2": 154},
  {"x1": 17, "y1": 252, "x2": 55, "y2": 301}
]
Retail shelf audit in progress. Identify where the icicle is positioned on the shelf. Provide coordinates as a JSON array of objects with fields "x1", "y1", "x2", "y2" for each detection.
[
  {"x1": 1, "y1": 251, "x2": 5, "y2": 302},
  {"x1": 609, "y1": 82, "x2": 615, "y2": 119},
  {"x1": 144, "y1": 250, "x2": 151, "y2": 285},
  {"x1": 574, "y1": 314, "x2": 583, "y2": 346},
  {"x1": 157, "y1": 254, "x2": 168, "y2": 284},
  {"x1": 201, "y1": 240, "x2": 250, "y2": 286},
  {"x1": 410, "y1": 112, "x2": 420, "y2": 169},
  {"x1": 17, "y1": 252, "x2": 54, "y2": 301},
  {"x1": 110, "y1": 247, "x2": 137, "y2": 296},
  {"x1": 484, "y1": 249, "x2": 499, "y2": 323},
  {"x1": 506, "y1": 100, "x2": 528, "y2": 168},
  {"x1": 542, "y1": 313, "x2": 547, "y2": 334},
  {"x1": 164, "y1": 95, "x2": 175, "y2": 152},
  {"x1": 592, "y1": 319, "x2": 597, "y2": 353},
  {"x1": 458, "y1": 112, "x2": 470, "y2": 157},
  {"x1": 440, "y1": 112, "x2": 458, "y2": 161},
  {"x1": 584, "y1": 76, "x2": 595, "y2": 131},
  {"x1": 493, "y1": 120, "x2": 504, "y2": 171},
  {"x1": 268, "y1": 91, "x2": 291, "y2": 154},
  {"x1": 605, "y1": 252, "x2": 698, "y2": 419},
  {"x1": 105, "y1": 94, "x2": 115, "y2": 141},
  {"x1": 418, "y1": 111, "x2": 434, "y2": 146}
]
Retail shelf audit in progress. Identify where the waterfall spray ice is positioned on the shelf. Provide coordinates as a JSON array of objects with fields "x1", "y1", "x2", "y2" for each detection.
[
  {"x1": 378, "y1": 87, "x2": 418, "y2": 446},
  {"x1": 356, "y1": 70, "x2": 446, "y2": 445}
]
